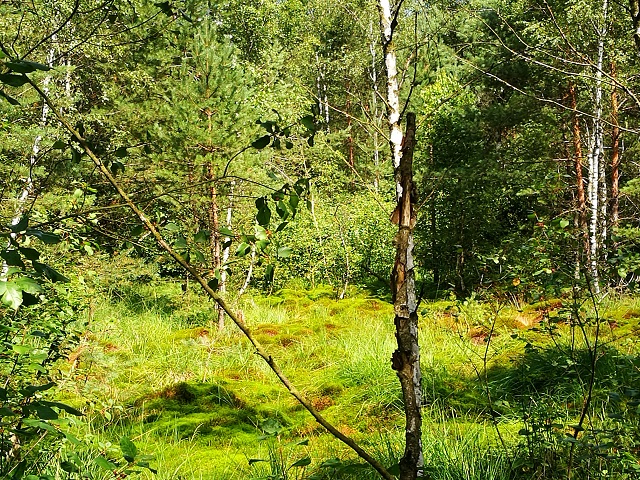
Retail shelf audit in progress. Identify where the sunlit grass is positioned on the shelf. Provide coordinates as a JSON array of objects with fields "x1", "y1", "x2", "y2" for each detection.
[{"x1": 56, "y1": 277, "x2": 640, "y2": 479}]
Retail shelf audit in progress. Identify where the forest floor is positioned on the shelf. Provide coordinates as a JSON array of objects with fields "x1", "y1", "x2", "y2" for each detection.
[{"x1": 59, "y1": 276, "x2": 640, "y2": 479}]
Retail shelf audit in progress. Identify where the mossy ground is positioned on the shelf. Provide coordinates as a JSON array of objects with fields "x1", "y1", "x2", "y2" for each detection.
[{"x1": 59, "y1": 275, "x2": 640, "y2": 479}]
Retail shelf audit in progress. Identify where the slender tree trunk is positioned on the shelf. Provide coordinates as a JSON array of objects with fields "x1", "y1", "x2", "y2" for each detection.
[
  {"x1": 629, "y1": 0, "x2": 640, "y2": 54},
  {"x1": 587, "y1": 0, "x2": 607, "y2": 293},
  {"x1": 569, "y1": 84, "x2": 587, "y2": 233},
  {"x1": 369, "y1": 23, "x2": 381, "y2": 192},
  {"x1": 379, "y1": 1, "x2": 423, "y2": 478},
  {"x1": 220, "y1": 181, "x2": 234, "y2": 300},
  {"x1": 568, "y1": 84, "x2": 590, "y2": 279},
  {"x1": 346, "y1": 81, "x2": 355, "y2": 187},
  {"x1": 207, "y1": 163, "x2": 224, "y2": 329},
  {"x1": 610, "y1": 62, "x2": 620, "y2": 229},
  {"x1": 429, "y1": 143, "x2": 439, "y2": 288},
  {"x1": 238, "y1": 243, "x2": 255, "y2": 298}
]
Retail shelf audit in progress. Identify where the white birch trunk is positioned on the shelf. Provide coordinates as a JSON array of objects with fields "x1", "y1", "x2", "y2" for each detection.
[
  {"x1": 587, "y1": 0, "x2": 608, "y2": 294},
  {"x1": 378, "y1": 1, "x2": 424, "y2": 478},
  {"x1": 220, "y1": 181, "x2": 234, "y2": 295},
  {"x1": 316, "y1": 52, "x2": 324, "y2": 121}
]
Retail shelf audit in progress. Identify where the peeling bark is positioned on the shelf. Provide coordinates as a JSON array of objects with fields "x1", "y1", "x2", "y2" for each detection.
[
  {"x1": 379, "y1": 1, "x2": 423, "y2": 477},
  {"x1": 390, "y1": 113, "x2": 423, "y2": 480}
]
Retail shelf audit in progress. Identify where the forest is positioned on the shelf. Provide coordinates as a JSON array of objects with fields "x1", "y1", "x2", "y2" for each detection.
[{"x1": 2, "y1": 0, "x2": 640, "y2": 478}]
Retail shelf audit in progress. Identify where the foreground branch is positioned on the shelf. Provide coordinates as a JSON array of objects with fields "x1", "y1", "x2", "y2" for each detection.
[{"x1": 25, "y1": 76, "x2": 395, "y2": 480}]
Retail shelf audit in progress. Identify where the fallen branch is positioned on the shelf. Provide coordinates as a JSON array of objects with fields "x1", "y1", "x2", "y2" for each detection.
[{"x1": 25, "y1": 75, "x2": 396, "y2": 480}]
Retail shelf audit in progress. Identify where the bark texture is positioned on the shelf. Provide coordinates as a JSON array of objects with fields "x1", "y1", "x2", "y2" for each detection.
[
  {"x1": 390, "y1": 113, "x2": 423, "y2": 480},
  {"x1": 378, "y1": 2, "x2": 424, "y2": 477},
  {"x1": 610, "y1": 62, "x2": 620, "y2": 228}
]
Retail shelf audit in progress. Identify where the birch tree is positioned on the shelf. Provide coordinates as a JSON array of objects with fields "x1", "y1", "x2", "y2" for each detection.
[{"x1": 378, "y1": 1, "x2": 424, "y2": 478}]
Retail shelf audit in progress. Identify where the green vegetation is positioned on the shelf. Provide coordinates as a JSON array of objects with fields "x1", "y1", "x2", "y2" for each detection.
[
  {"x1": 3, "y1": 0, "x2": 640, "y2": 478},
  {"x1": 10, "y1": 270, "x2": 627, "y2": 479}
]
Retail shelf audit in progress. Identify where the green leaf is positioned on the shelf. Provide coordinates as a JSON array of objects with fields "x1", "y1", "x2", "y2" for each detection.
[
  {"x1": 14, "y1": 276, "x2": 43, "y2": 295},
  {"x1": 155, "y1": 1, "x2": 174, "y2": 16},
  {"x1": 248, "y1": 458, "x2": 267, "y2": 465},
  {"x1": 264, "y1": 264, "x2": 275, "y2": 283},
  {"x1": 275, "y1": 222, "x2": 288, "y2": 233},
  {"x1": 257, "y1": 206, "x2": 271, "y2": 227},
  {"x1": 286, "y1": 438, "x2": 309, "y2": 447},
  {"x1": 319, "y1": 458, "x2": 343, "y2": 468},
  {"x1": 0, "y1": 407, "x2": 16, "y2": 417},
  {"x1": 208, "y1": 278, "x2": 219, "y2": 290},
  {"x1": 1, "y1": 281, "x2": 23, "y2": 309},
  {"x1": 0, "y1": 73, "x2": 29, "y2": 87},
  {"x1": 277, "y1": 247, "x2": 293, "y2": 258},
  {"x1": 236, "y1": 242, "x2": 250, "y2": 257},
  {"x1": 251, "y1": 135, "x2": 271, "y2": 149},
  {"x1": 135, "y1": 460, "x2": 157, "y2": 474},
  {"x1": 19, "y1": 247, "x2": 40, "y2": 261},
  {"x1": 71, "y1": 147, "x2": 82, "y2": 163},
  {"x1": 31, "y1": 403, "x2": 58, "y2": 420},
  {"x1": 307, "y1": 136, "x2": 315, "y2": 147},
  {"x1": 6, "y1": 60, "x2": 50, "y2": 73},
  {"x1": 194, "y1": 230, "x2": 210, "y2": 244},
  {"x1": 95, "y1": 456, "x2": 118, "y2": 471},
  {"x1": 192, "y1": 249, "x2": 205, "y2": 263},
  {"x1": 11, "y1": 215, "x2": 29, "y2": 233},
  {"x1": 0, "y1": 89, "x2": 19, "y2": 105},
  {"x1": 300, "y1": 115, "x2": 316, "y2": 131},
  {"x1": 289, "y1": 195, "x2": 299, "y2": 211},
  {"x1": 110, "y1": 161, "x2": 125, "y2": 175},
  {"x1": 20, "y1": 292, "x2": 39, "y2": 307},
  {"x1": 276, "y1": 202, "x2": 289, "y2": 221},
  {"x1": 120, "y1": 436, "x2": 138, "y2": 463},
  {"x1": 115, "y1": 147, "x2": 128, "y2": 158},
  {"x1": 260, "y1": 418, "x2": 283, "y2": 435},
  {"x1": 52, "y1": 140, "x2": 67, "y2": 149},
  {"x1": 220, "y1": 226, "x2": 233, "y2": 237},
  {"x1": 165, "y1": 222, "x2": 180, "y2": 232},
  {"x1": 26, "y1": 228, "x2": 61, "y2": 244},
  {"x1": 13, "y1": 344, "x2": 32, "y2": 355},
  {"x1": 255, "y1": 226, "x2": 268, "y2": 241},
  {"x1": 559, "y1": 219, "x2": 570, "y2": 229},
  {"x1": 22, "y1": 382, "x2": 55, "y2": 396},
  {"x1": 33, "y1": 262, "x2": 69, "y2": 282},
  {"x1": 60, "y1": 461, "x2": 80, "y2": 473},
  {"x1": 290, "y1": 457, "x2": 311, "y2": 468},
  {"x1": 174, "y1": 235, "x2": 187, "y2": 250},
  {"x1": 41, "y1": 401, "x2": 83, "y2": 416},
  {"x1": 1, "y1": 249, "x2": 24, "y2": 267}
]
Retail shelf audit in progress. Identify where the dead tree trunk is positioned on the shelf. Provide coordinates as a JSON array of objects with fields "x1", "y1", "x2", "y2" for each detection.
[
  {"x1": 390, "y1": 113, "x2": 423, "y2": 480},
  {"x1": 378, "y1": 2, "x2": 423, "y2": 478}
]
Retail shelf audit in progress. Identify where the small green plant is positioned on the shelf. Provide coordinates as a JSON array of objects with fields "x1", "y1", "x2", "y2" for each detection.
[
  {"x1": 248, "y1": 419, "x2": 311, "y2": 480},
  {"x1": 93, "y1": 435, "x2": 156, "y2": 478}
]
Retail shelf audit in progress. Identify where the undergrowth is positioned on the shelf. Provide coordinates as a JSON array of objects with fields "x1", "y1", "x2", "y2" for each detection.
[{"x1": 40, "y1": 271, "x2": 640, "y2": 479}]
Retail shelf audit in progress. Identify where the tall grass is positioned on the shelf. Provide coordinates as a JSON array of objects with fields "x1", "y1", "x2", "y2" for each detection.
[{"x1": 52, "y1": 278, "x2": 640, "y2": 479}]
